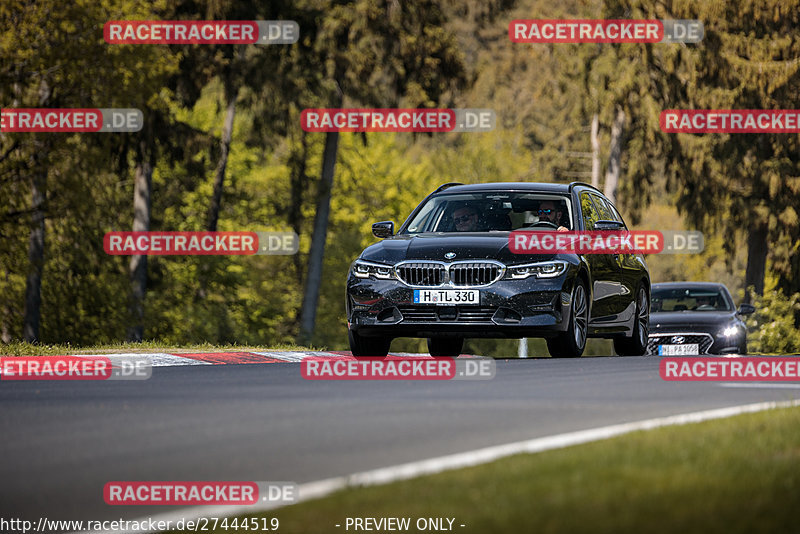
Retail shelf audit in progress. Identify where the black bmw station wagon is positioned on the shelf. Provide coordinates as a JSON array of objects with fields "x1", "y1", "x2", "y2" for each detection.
[{"x1": 345, "y1": 182, "x2": 650, "y2": 358}]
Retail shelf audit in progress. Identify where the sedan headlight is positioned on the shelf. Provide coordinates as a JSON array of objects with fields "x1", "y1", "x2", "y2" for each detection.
[
  {"x1": 719, "y1": 325, "x2": 743, "y2": 338},
  {"x1": 352, "y1": 259, "x2": 394, "y2": 280},
  {"x1": 505, "y1": 260, "x2": 568, "y2": 280}
]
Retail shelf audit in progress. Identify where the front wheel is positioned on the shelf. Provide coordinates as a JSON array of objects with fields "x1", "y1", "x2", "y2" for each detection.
[
  {"x1": 614, "y1": 284, "x2": 649, "y2": 356},
  {"x1": 349, "y1": 329, "x2": 391, "y2": 357},
  {"x1": 427, "y1": 337, "x2": 464, "y2": 357},
  {"x1": 547, "y1": 281, "x2": 588, "y2": 358}
]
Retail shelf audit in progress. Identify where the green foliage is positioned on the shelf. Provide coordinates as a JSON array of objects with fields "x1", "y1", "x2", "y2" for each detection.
[
  {"x1": 746, "y1": 275, "x2": 800, "y2": 355},
  {"x1": 599, "y1": 0, "x2": 800, "y2": 290}
]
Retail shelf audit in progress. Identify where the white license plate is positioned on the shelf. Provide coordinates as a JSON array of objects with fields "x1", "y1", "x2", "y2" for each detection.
[
  {"x1": 413, "y1": 289, "x2": 479, "y2": 305},
  {"x1": 658, "y1": 344, "x2": 699, "y2": 355}
]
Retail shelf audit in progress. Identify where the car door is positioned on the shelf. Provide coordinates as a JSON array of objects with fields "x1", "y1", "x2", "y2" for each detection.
[
  {"x1": 579, "y1": 192, "x2": 621, "y2": 325},
  {"x1": 601, "y1": 197, "x2": 645, "y2": 325},
  {"x1": 590, "y1": 193, "x2": 629, "y2": 320}
]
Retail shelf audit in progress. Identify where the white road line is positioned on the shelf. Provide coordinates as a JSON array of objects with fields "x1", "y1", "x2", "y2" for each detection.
[
  {"x1": 86, "y1": 398, "x2": 800, "y2": 534},
  {"x1": 718, "y1": 382, "x2": 800, "y2": 390}
]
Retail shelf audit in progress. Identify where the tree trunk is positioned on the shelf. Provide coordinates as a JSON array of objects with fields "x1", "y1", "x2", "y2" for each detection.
[
  {"x1": 22, "y1": 81, "x2": 51, "y2": 343},
  {"x1": 2, "y1": 266, "x2": 12, "y2": 342},
  {"x1": 127, "y1": 127, "x2": 154, "y2": 342},
  {"x1": 590, "y1": 113, "x2": 601, "y2": 189},
  {"x1": 298, "y1": 130, "x2": 340, "y2": 345},
  {"x1": 743, "y1": 222, "x2": 768, "y2": 303},
  {"x1": 289, "y1": 130, "x2": 309, "y2": 283},
  {"x1": 603, "y1": 107, "x2": 625, "y2": 204},
  {"x1": 22, "y1": 170, "x2": 46, "y2": 342},
  {"x1": 207, "y1": 81, "x2": 239, "y2": 232}
]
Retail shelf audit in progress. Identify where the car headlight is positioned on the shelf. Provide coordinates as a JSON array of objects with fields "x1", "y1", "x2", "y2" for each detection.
[
  {"x1": 352, "y1": 260, "x2": 394, "y2": 280},
  {"x1": 719, "y1": 325, "x2": 743, "y2": 338},
  {"x1": 505, "y1": 260, "x2": 568, "y2": 280}
]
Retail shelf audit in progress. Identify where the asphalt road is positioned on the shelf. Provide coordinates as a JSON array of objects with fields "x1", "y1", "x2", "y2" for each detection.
[{"x1": 1, "y1": 356, "x2": 799, "y2": 524}]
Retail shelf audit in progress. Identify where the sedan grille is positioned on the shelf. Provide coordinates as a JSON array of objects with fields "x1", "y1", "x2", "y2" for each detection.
[
  {"x1": 395, "y1": 263, "x2": 446, "y2": 286},
  {"x1": 394, "y1": 261, "x2": 504, "y2": 287},
  {"x1": 647, "y1": 333, "x2": 714, "y2": 355},
  {"x1": 450, "y1": 262, "x2": 502, "y2": 287}
]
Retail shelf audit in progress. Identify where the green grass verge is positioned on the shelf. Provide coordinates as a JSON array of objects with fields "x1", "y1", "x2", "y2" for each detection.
[
  {"x1": 211, "y1": 406, "x2": 800, "y2": 534},
  {"x1": 0, "y1": 340, "x2": 322, "y2": 356}
]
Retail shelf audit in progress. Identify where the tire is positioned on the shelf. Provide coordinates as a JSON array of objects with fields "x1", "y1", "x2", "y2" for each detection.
[
  {"x1": 348, "y1": 329, "x2": 391, "y2": 357},
  {"x1": 547, "y1": 280, "x2": 589, "y2": 358},
  {"x1": 614, "y1": 284, "x2": 649, "y2": 356},
  {"x1": 427, "y1": 337, "x2": 464, "y2": 357}
]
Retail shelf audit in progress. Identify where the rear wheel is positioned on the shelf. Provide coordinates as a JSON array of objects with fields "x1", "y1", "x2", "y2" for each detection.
[
  {"x1": 348, "y1": 329, "x2": 391, "y2": 357},
  {"x1": 427, "y1": 337, "x2": 464, "y2": 357},
  {"x1": 547, "y1": 281, "x2": 588, "y2": 358},
  {"x1": 614, "y1": 284, "x2": 649, "y2": 356}
]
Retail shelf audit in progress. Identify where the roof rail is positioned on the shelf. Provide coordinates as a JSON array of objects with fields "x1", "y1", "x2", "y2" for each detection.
[
  {"x1": 433, "y1": 182, "x2": 464, "y2": 193},
  {"x1": 568, "y1": 180, "x2": 602, "y2": 193}
]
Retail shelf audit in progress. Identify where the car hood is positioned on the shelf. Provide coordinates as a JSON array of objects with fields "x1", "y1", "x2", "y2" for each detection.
[
  {"x1": 649, "y1": 311, "x2": 738, "y2": 331},
  {"x1": 360, "y1": 233, "x2": 556, "y2": 264}
]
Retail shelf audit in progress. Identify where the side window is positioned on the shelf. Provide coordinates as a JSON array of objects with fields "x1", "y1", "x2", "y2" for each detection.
[
  {"x1": 597, "y1": 196, "x2": 629, "y2": 230},
  {"x1": 590, "y1": 194, "x2": 615, "y2": 221},
  {"x1": 607, "y1": 203, "x2": 628, "y2": 230},
  {"x1": 407, "y1": 204, "x2": 435, "y2": 233},
  {"x1": 580, "y1": 192, "x2": 600, "y2": 231}
]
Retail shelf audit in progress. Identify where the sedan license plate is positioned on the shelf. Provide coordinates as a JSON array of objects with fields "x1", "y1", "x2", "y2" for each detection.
[
  {"x1": 658, "y1": 344, "x2": 699, "y2": 355},
  {"x1": 413, "y1": 289, "x2": 479, "y2": 305}
]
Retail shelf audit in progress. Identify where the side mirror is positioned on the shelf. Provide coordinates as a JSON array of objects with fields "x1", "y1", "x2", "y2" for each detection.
[
  {"x1": 737, "y1": 303, "x2": 756, "y2": 315},
  {"x1": 372, "y1": 221, "x2": 394, "y2": 239},
  {"x1": 594, "y1": 219, "x2": 625, "y2": 231}
]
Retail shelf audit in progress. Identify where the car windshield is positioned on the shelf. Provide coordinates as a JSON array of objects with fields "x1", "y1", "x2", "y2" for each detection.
[
  {"x1": 400, "y1": 192, "x2": 573, "y2": 234},
  {"x1": 651, "y1": 287, "x2": 732, "y2": 312}
]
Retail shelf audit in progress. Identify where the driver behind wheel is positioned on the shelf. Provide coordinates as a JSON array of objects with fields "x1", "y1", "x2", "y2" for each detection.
[
  {"x1": 452, "y1": 204, "x2": 481, "y2": 232},
  {"x1": 693, "y1": 294, "x2": 717, "y2": 311},
  {"x1": 538, "y1": 200, "x2": 569, "y2": 232}
]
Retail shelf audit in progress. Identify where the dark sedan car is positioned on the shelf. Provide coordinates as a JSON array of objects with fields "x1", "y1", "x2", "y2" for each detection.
[
  {"x1": 345, "y1": 181, "x2": 651, "y2": 358},
  {"x1": 647, "y1": 282, "x2": 755, "y2": 355}
]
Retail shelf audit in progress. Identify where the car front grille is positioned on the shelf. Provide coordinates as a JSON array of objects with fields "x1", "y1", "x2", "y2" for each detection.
[
  {"x1": 397, "y1": 306, "x2": 497, "y2": 323},
  {"x1": 394, "y1": 261, "x2": 504, "y2": 287},
  {"x1": 395, "y1": 263, "x2": 446, "y2": 286},
  {"x1": 647, "y1": 333, "x2": 714, "y2": 355},
  {"x1": 449, "y1": 262, "x2": 502, "y2": 286}
]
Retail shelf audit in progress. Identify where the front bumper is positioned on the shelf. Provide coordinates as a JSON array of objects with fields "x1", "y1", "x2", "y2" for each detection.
[
  {"x1": 647, "y1": 330, "x2": 746, "y2": 355},
  {"x1": 346, "y1": 274, "x2": 575, "y2": 339}
]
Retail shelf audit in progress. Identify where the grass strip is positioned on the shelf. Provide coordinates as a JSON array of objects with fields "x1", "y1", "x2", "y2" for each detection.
[
  {"x1": 215, "y1": 406, "x2": 800, "y2": 534},
  {"x1": 0, "y1": 340, "x2": 321, "y2": 356}
]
